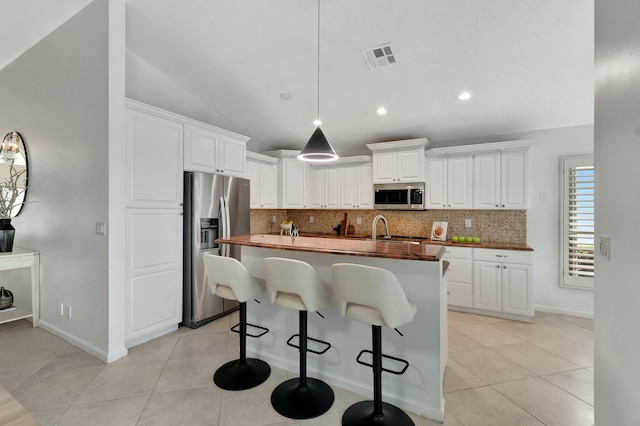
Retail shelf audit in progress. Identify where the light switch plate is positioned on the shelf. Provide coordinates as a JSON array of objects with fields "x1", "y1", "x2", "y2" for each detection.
[
  {"x1": 465, "y1": 219, "x2": 472, "y2": 228},
  {"x1": 309, "y1": 216, "x2": 314, "y2": 223},
  {"x1": 599, "y1": 235, "x2": 610, "y2": 260},
  {"x1": 95, "y1": 222, "x2": 107, "y2": 236}
]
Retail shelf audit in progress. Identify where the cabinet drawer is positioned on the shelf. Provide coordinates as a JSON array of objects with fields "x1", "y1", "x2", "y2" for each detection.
[
  {"x1": 474, "y1": 248, "x2": 533, "y2": 264},
  {"x1": 442, "y1": 246, "x2": 473, "y2": 259}
]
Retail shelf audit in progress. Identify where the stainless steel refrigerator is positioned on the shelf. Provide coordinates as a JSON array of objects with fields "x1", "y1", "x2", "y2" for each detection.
[{"x1": 183, "y1": 172, "x2": 250, "y2": 328}]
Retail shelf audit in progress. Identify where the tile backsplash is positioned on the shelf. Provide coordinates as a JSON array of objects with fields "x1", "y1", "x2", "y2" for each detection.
[{"x1": 251, "y1": 209, "x2": 526, "y2": 243}]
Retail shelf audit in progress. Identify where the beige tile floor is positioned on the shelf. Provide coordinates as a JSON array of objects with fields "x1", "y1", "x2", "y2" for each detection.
[{"x1": 0, "y1": 310, "x2": 594, "y2": 426}]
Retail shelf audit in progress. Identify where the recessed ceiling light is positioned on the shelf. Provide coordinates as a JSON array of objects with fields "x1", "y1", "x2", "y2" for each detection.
[
  {"x1": 458, "y1": 92, "x2": 472, "y2": 101},
  {"x1": 313, "y1": 119, "x2": 322, "y2": 126},
  {"x1": 280, "y1": 93, "x2": 292, "y2": 101},
  {"x1": 376, "y1": 107, "x2": 388, "y2": 115}
]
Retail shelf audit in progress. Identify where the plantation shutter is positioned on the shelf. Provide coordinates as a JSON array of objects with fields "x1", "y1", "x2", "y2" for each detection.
[{"x1": 561, "y1": 156, "x2": 594, "y2": 289}]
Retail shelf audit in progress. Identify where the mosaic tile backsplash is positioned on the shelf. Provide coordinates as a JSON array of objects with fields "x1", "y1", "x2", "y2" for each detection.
[{"x1": 251, "y1": 209, "x2": 527, "y2": 243}]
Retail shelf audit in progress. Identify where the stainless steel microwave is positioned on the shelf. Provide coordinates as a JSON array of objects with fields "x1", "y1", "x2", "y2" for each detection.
[{"x1": 373, "y1": 182, "x2": 426, "y2": 210}]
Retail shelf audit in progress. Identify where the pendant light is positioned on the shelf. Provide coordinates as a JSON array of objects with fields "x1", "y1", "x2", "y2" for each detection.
[{"x1": 298, "y1": 0, "x2": 339, "y2": 162}]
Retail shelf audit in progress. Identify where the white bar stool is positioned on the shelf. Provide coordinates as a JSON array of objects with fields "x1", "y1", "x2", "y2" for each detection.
[
  {"x1": 331, "y1": 263, "x2": 417, "y2": 426},
  {"x1": 264, "y1": 257, "x2": 335, "y2": 420},
  {"x1": 203, "y1": 254, "x2": 271, "y2": 390}
]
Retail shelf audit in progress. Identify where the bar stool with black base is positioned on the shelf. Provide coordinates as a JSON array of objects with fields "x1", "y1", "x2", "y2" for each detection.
[
  {"x1": 264, "y1": 257, "x2": 335, "y2": 420},
  {"x1": 331, "y1": 263, "x2": 417, "y2": 426},
  {"x1": 203, "y1": 253, "x2": 271, "y2": 391}
]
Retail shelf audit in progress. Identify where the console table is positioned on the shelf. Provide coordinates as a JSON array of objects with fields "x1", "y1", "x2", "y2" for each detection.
[{"x1": 0, "y1": 248, "x2": 40, "y2": 326}]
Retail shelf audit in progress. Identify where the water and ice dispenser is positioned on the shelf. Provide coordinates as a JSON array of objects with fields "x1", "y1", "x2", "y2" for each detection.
[{"x1": 200, "y1": 218, "x2": 219, "y2": 250}]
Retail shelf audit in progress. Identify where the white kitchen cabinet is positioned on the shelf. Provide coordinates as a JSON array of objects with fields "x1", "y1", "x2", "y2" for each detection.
[
  {"x1": 473, "y1": 248, "x2": 534, "y2": 317},
  {"x1": 442, "y1": 246, "x2": 473, "y2": 308},
  {"x1": 367, "y1": 139, "x2": 429, "y2": 184},
  {"x1": 309, "y1": 166, "x2": 340, "y2": 209},
  {"x1": 125, "y1": 209, "x2": 183, "y2": 346},
  {"x1": 247, "y1": 152, "x2": 278, "y2": 209},
  {"x1": 278, "y1": 155, "x2": 309, "y2": 209},
  {"x1": 425, "y1": 155, "x2": 473, "y2": 209},
  {"x1": 184, "y1": 123, "x2": 247, "y2": 177},
  {"x1": 340, "y1": 163, "x2": 373, "y2": 209},
  {"x1": 125, "y1": 109, "x2": 184, "y2": 209},
  {"x1": 473, "y1": 149, "x2": 529, "y2": 209}
]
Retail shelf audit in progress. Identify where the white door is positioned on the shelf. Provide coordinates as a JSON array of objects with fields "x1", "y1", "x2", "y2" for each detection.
[
  {"x1": 309, "y1": 167, "x2": 325, "y2": 208},
  {"x1": 126, "y1": 110, "x2": 184, "y2": 208},
  {"x1": 500, "y1": 150, "x2": 529, "y2": 209},
  {"x1": 501, "y1": 263, "x2": 533, "y2": 316},
  {"x1": 183, "y1": 124, "x2": 217, "y2": 173},
  {"x1": 217, "y1": 136, "x2": 246, "y2": 177},
  {"x1": 372, "y1": 151, "x2": 396, "y2": 183},
  {"x1": 473, "y1": 152, "x2": 500, "y2": 209},
  {"x1": 356, "y1": 164, "x2": 373, "y2": 208},
  {"x1": 260, "y1": 163, "x2": 278, "y2": 208},
  {"x1": 426, "y1": 157, "x2": 447, "y2": 209},
  {"x1": 341, "y1": 167, "x2": 356, "y2": 208},
  {"x1": 446, "y1": 258, "x2": 474, "y2": 307},
  {"x1": 324, "y1": 168, "x2": 341, "y2": 208},
  {"x1": 397, "y1": 149, "x2": 424, "y2": 182},
  {"x1": 281, "y1": 158, "x2": 307, "y2": 208},
  {"x1": 247, "y1": 161, "x2": 260, "y2": 208},
  {"x1": 473, "y1": 261, "x2": 501, "y2": 312},
  {"x1": 447, "y1": 155, "x2": 473, "y2": 209}
]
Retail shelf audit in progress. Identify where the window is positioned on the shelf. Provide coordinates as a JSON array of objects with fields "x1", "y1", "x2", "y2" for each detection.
[{"x1": 560, "y1": 156, "x2": 594, "y2": 289}]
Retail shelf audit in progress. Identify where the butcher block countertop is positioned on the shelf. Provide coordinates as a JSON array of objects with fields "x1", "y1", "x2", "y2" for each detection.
[{"x1": 217, "y1": 234, "x2": 446, "y2": 261}]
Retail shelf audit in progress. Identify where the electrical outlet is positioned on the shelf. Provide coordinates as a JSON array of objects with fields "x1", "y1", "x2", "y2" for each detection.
[
  {"x1": 465, "y1": 218, "x2": 472, "y2": 228},
  {"x1": 95, "y1": 222, "x2": 107, "y2": 236},
  {"x1": 272, "y1": 216, "x2": 277, "y2": 223},
  {"x1": 357, "y1": 217, "x2": 362, "y2": 225},
  {"x1": 309, "y1": 216, "x2": 314, "y2": 223}
]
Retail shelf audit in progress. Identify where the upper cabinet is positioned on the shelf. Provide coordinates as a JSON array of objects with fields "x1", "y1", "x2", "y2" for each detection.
[
  {"x1": 309, "y1": 166, "x2": 340, "y2": 209},
  {"x1": 247, "y1": 152, "x2": 279, "y2": 209},
  {"x1": 125, "y1": 108, "x2": 184, "y2": 209},
  {"x1": 425, "y1": 155, "x2": 473, "y2": 209},
  {"x1": 263, "y1": 150, "x2": 309, "y2": 209},
  {"x1": 341, "y1": 163, "x2": 373, "y2": 209},
  {"x1": 367, "y1": 139, "x2": 430, "y2": 184},
  {"x1": 309, "y1": 156, "x2": 373, "y2": 210},
  {"x1": 473, "y1": 149, "x2": 530, "y2": 209},
  {"x1": 184, "y1": 123, "x2": 248, "y2": 177}
]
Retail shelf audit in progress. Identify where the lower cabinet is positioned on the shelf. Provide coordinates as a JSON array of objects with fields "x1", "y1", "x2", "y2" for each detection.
[
  {"x1": 446, "y1": 247, "x2": 534, "y2": 320},
  {"x1": 125, "y1": 209, "x2": 183, "y2": 346}
]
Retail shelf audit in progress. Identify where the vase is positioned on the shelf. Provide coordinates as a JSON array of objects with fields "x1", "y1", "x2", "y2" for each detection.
[
  {"x1": 0, "y1": 286, "x2": 13, "y2": 310},
  {"x1": 0, "y1": 218, "x2": 15, "y2": 252}
]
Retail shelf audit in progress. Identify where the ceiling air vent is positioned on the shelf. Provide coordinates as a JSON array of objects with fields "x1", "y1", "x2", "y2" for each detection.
[{"x1": 362, "y1": 43, "x2": 396, "y2": 70}]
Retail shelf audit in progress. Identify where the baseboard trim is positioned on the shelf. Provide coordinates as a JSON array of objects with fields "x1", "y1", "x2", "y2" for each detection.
[
  {"x1": 535, "y1": 305, "x2": 594, "y2": 319},
  {"x1": 38, "y1": 320, "x2": 127, "y2": 363}
]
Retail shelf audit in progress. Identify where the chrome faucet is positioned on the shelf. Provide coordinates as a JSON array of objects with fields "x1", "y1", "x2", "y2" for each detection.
[{"x1": 372, "y1": 215, "x2": 391, "y2": 241}]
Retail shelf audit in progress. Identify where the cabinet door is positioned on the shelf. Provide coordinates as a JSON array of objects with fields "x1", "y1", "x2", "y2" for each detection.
[
  {"x1": 259, "y1": 163, "x2": 278, "y2": 208},
  {"x1": 447, "y1": 155, "x2": 473, "y2": 208},
  {"x1": 281, "y1": 158, "x2": 307, "y2": 208},
  {"x1": 126, "y1": 209, "x2": 183, "y2": 344},
  {"x1": 372, "y1": 151, "x2": 396, "y2": 183},
  {"x1": 426, "y1": 157, "x2": 447, "y2": 209},
  {"x1": 341, "y1": 167, "x2": 356, "y2": 209},
  {"x1": 217, "y1": 136, "x2": 246, "y2": 177},
  {"x1": 501, "y1": 263, "x2": 533, "y2": 316},
  {"x1": 183, "y1": 124, "x2": 218, "y2": 173},
  {"x1": 473, "y1": 152, "x2": 500, "y2": 209},
  {"x1": 355, "y1": 164, "x2": 373, "y2": 208},
  {"x1": 126, "y1": 110, "x2": 184, "y2": 208},
  {"x1": 308, "y1": 167, "x2": 325, "y2": 208},
  {"x1": 473, "y1": 261, "x2": 501, "y2": 312},
  {"x1": 397, "y1": 149, "x2": 424, "y2": 182},
  {"x1": 500, "y1": 150, "x2": 529, "y2": 209},
  {"x1": 247, "y1": 161, "x2": 260, "y2": 208},
  {"x1": 324, "y1": 168, "x2": 341, "y2": 208}
]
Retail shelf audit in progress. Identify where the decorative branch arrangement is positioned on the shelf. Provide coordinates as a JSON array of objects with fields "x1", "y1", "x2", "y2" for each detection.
[{"x1": 0, "y1": 160, "x2": 27, "y2": 219}]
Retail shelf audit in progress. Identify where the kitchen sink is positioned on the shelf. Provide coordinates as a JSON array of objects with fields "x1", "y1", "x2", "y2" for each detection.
[{"x1": 370, "y1": 235, "x2": 426, "y2": 245}]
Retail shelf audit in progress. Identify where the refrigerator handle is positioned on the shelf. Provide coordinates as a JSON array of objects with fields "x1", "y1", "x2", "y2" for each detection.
[
  {"x1": 224, "y1": 196, "x2": 231, "y2": 257},
  {"x1": 219, "y1": 196, "x2": 227, "y2": 257}
]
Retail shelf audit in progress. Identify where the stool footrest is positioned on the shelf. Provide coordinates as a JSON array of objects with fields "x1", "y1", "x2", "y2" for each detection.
[
  {"x1": 286, "y1": 334, "x2": 331, "y2": 355},
  {"x1": 231, "y1": 322, "x2": 269, "y2": 338},
  {"x1": 356, "y1": 349, "x2": 409, "y2": 375}
]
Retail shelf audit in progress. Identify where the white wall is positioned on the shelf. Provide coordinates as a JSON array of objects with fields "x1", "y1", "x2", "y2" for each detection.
[
  {"x1": 594, "y1": 1, "x2": 640, "y2": 424},
  {"x1": 435, "y1": 124, "x2": 594, "y2": 317},
  {"x1": 0, "y1": 0, "x2": 113, "y2": 358},
  {"x1": 125, "y1": 51, "x2": 271, "y2": 153}
]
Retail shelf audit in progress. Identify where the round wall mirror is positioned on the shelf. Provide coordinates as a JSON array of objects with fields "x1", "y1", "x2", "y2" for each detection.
[{"x1": 0, "y1": 131, "x2": 29, "y2": 218}]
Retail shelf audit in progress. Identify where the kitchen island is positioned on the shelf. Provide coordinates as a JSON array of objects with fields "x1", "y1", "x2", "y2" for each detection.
[{"x1": 217, "y1": 234, "x2": 447, "y2": 421}]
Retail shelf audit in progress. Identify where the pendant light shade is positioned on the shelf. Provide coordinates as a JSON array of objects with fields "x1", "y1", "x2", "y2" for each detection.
[
  {"x1": 297, "y1": 0, "x2": 338, "y2": 163},
  {"x1": 298, "y1": 127, "x2": 338, "y2": 162}
]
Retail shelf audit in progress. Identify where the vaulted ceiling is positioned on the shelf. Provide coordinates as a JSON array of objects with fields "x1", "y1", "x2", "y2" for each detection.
[{"x1": 3, "y1": 0, "x2": 594, "y2": 154}]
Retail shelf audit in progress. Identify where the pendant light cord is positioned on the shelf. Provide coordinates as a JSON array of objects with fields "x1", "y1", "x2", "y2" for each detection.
[{"x1": 317, "y1": 0, "x2": 320, "y2": 124}]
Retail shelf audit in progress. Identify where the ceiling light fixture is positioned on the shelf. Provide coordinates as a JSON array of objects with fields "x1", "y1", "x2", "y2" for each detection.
[
  {"x1": 458, "y1": 92, "x2": 472, "y2": 101},
  {"x1": 376, "y1": 107, "x2": 388, "y2": 115},
  {"x1": 298, "y1": 0, "x2": 338, "y2": 163}
]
